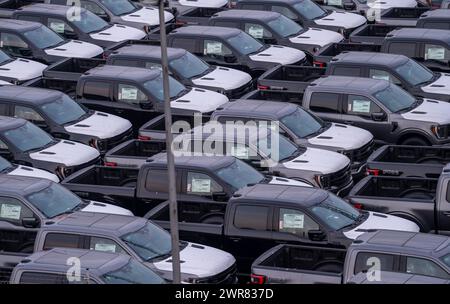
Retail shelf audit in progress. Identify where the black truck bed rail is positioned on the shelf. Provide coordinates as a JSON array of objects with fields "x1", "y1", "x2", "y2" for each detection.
[{"x1": 350, "y1": 24, "x2": 399, "y2": 44}]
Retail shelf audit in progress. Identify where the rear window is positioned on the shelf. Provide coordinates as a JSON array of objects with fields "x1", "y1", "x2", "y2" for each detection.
[
  {"x1": 332, "y1": 67, "x2": 362, "y2": 77},
  {"x1": 388, "y1": 42, "x2": 416, "y2": 58},
  {"x1": 19, "y1": 272, "x2": 69, "y2": 284},
  {"x1": 145, "y1": 169, "x2": 181, "y2": 193},
  {"x1": 82, "y1": 81, "x2": 111, "y2": 101},
  {"x1": 354, "y1": 252, "x2": 397, "y2": 274},
  {"x1": 309, "y1": 92, "x2": 340, "y2": 113},
  {"x1": 43, "y1": 233, "x2": 83, "y2": 250},
  {"x1": 170, "y1": 38, "x2": 197, "y2": 51},
  {"x1": 234, "y1": 205, "x2": 269, "y2": 230}
]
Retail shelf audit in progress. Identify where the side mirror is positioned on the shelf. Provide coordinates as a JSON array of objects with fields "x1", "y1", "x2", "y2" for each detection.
[
  {"x1": 224, "y1": 54, "x2": 237, "y2": 63},
  {"x1": 19, "y1": 48, "x2": 33, "y2": 58},
  {"x1": 65, "y1": 32, "x2": 78, "y2": 40},
  {"x1": 371, "y1": 112, "x2": 386, "y2": 121},
  {"x1": 343, "y1": 2, "x2": 356, "y2": 10},
  {"x1": 22, "y1": 217, "x2": 40, "y2": 229},
  {"x1": 264, "y1": 38, "x2": 278, "y2": 45},
  {"x1": 98, "y1": 14, "x2": 111, "y2": 22},
  {"x1": 308, "y1": 229, "x2": 326, "y2": 241},
  {"x1": 212, "y1": 191, "x2": 228, "y2": 201}
]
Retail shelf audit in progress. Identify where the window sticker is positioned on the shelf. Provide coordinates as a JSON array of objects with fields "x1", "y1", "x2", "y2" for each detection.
[
  {"x1": 248, "y1": 25, "x2": 264, "y2": 39},
  {"x1": 50, "y1": 22, "x2": 65, "y2": 34},
  {"x1": 281, "y1": 213, "x2": 304, "y2": 229},
  {"x1": 352, "y1": 100, "x2": 371, "y2": 113},
  {"x1": 231, "y1": 145, "x2": 249, "y2": 159},
  {"x1": 94, "y1": 243, "x2": 117, "y2": 253},
  {"x1": 191, "y1": 178, "x2": 211, "y2": 193},
  {"x1": 206, "y1": 42, "x2": 223, "y2": 55},
  {"x1": 119, "y1": 87, "x2": 138, "y2": 100},
  {"x1": 326, "y1": 0, "x2": 343, "y2": 5},
  {"x1": 426, "y1": 47, "x2": 445, "y2": 60},
  {"x1": 0, "y1": 204, "x2": 21, "y2": 220},
  {"x1": 371, "y1": 74, "x2": 390, "y2": 81}
]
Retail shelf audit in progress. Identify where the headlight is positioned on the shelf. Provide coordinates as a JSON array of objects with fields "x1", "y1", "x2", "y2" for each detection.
[
  {"x1": 144, "y1": 25, "x2": 150, "y2": 33},
  {"x1": 56, "y1": 165, "x2": 72, "y2": 180},
  {"x1": 431, "y1": 125, "x2": 448, "y2": 139},
  {"x1": 90, "y1": 139, "x2": 107, "y2": 151},
  {"x1": 314, "y1": 174, "x2": 330, "y2": 188}
]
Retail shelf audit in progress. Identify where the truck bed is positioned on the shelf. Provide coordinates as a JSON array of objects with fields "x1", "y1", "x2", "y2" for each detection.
[
  {"x1": 104, "y1": 139, "x2": 166, "y2": 168},
  {"x1": 43, "y1": 58, "x2": 106, "y2": 82},
  {"x1": 367, "y1": 145, "x2": 450, "y2": 178},
  {"x1": 176, "y1": 7, "x2": 224, "y2": 25},
  {"x1": 314, "y1": 43, "x2": 382, "y2": 67},
  {"x1": 378, "y1": 7, "x2": 430, "y2": 26},
  {"x1": 350, "y1": 24, "x2": 399, "y2": 44},
  {"x1": 242, "y1": 89, "x2": 304, "y2": 104},
  {"x1": 23, "y1": 77, "x2": 77, "y2": 96}
]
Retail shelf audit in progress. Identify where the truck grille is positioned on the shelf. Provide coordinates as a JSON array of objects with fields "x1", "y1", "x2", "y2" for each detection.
[
  {"x1": 105, "y1": 127, "x2": 134, "y2": 151},
  {"x1": 229, "y1": 80, "x2": 254, "y2": 99},
  {"x1": 195, "y1": 263, "x2": 237, "y2": 284},
  {"x1": 348, "y1": 139, "x2": 374, "y2": 163},
  {"x1": 328, "y1": 163, "x2": 353, "y2": 190}
]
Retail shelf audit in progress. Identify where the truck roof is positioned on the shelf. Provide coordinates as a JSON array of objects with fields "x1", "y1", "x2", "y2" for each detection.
[
  {"x1": 211, "y1": 10, "x2": 280, "y2": 22},
  {"x1": 170, "y1": 26, "x2": 241, "y2": 39},
  {"x1": 110, "y1": 45, "x2": 187, "y2": 61},
  {"x1": 233, "y1": 183, "x2": 328, "y2": 207},
  {"x1": 15, "y1": 248, "x2": 130, "y2": 278},
  {"x1": 213, "y1": 99, "x2": 297, "y2": 120},
  {"x1": 0, "y1": 19, "x2": 41, "y2": 31},
  {"x1": 82, "y1": 65, "x2": 160, "y2": 83},
  {"x1": 0, "y1": 115, "x2": 26, "y2": 131},
  {"x1": 16, "y1": 3, "x2": 85, "y2": 17},
  {"x1": 147, "y1": 153, "x2": 236, "y2": 170},
  {"x1": 419, "y1": 9, "x2": 450, "y2": 20},
  {"x1": 310, "y1": 76, "x2": 389, "y2": 95},
  {"x1": 0, "y1": 86, "x2": 63, "y2": 105},
  {"x1": 354, "y1": 230, "x2": 450, "y2": 259},
  {"x1": 42, "y1": 211, "x2": 147, "y2": 237},
  {"x1": 0, "y1": 175, "x2": 52, "y2": 197},
  {"x1": 332, "y1": 52, "x2": 409, "y2": 67},
  {"x1": 387, "y1": 28, "x2": 450, "y2": 46}
]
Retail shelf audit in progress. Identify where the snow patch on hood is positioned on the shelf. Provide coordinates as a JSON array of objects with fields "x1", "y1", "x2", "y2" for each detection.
[
  {"x1": 368, "y1": 0, "x2": 417, "y2": 9},
  {"x1": 289, "y1": 28, "x2": 344, "y2": 48},
  {"x1": 121, "y1": 7, "x2": 174, "y2": 26},
  {"x1": 268, "y1": 176, "x2": 313, "y2": 187},
  {"x1": 45, "y1": 40, "x2": 103, "y2": 58},
  {"x1": 401, "y1": 99, "x2": 450, "y2": 125},
  {"x1": 81, "y1": 200, "x2": 133, "y2": 216},
  {"x1": 90, "y1": 24, "x2": 146, "y2": 42},
  {"x1": 178, "y1": 0, "x2": 228, "y2": 7},
  {"x1": 29, "y1": 140, "x2": 100, "y2": 166},
  {"x1": 421, "y1": 73, "x2": 450, "y2": 96},
  {"x1": 315, "y1": 11, "x2": 367, "y2": 29},
  {"x1": 192, "y1": 67, "x2": 252, "y2": 91},
  {"x1": 282, "y1": 147, "x2": 350, "y2": 174},
  {"x1": 171, "y1": 88, "x2": 229, "y2": 113},
  {"x1": 0, "y1": 59, "x2": 47, "y2": 81},
  {"x1": 249, "y1": 45, "x2": 305, "y2": 65},
  {"x1": 308, "y1": 123, "x2": 373, "y2": 151},
  {"x1": 8, "y1": 165, "x2": 59, "y2": 183}
]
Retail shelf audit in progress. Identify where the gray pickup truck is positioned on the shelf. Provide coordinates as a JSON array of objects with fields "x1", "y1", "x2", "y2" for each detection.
[
  {"x1": 251, "y1": 230, "x2": 450, "y2": 284},
  {"x1": 348, "y1": 164, "x2": 450, "y2": 233}
]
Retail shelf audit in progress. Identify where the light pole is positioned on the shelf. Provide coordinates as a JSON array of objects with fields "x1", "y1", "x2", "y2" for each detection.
[{"x1": 147, "y1": 0, "x2": 181, "y2": 284}]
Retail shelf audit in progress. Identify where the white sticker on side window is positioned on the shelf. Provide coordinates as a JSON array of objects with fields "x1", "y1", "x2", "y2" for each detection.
[
  {"x1": 281, "y1": 213, "x2": 304, "y2": 229},
  {"x1": 248, "y1": 26, "x2": 264, "y2": 39},
  {"x1": 231, "y1": 145, "x2": 249, "y2": 159},
  {"x1": 94, "y1": 243, "x2": 116, "y2": 253},
  {"x1": 50, "y1": 22, "x2": 65, "y2": 34},
  {"x1": 426, "y1": 47, "x2": 445, "y2": 60},
  {"x1": 120, "y1": 87, "x2": 138, "y2": 100},
  {"x1": 191, "y1": 178, "x2": 211, "y2": 193},
  {"x1": 206, "y1": 42, "x2": 223, "y2": 55},
  {"x1": 326, "y1": 0, "x2": 343, "y2": 5},
  {"x1": 371, "y1": 74, "x2": 390, "y2": 81},
  {"x1": 352, "y1": 100, "x2": 371, "y2": 113},
  {"x1": 0, "y1": 204, "x2": 21, "y2": 220}
]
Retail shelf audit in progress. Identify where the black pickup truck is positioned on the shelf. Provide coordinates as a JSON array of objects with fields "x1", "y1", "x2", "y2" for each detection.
[
  {"x1": 348, "y1": 164, "x2": 450, "y2": 234},
  {"x1": 366, "y1": 145, "x2": 450, "y2": 178}
]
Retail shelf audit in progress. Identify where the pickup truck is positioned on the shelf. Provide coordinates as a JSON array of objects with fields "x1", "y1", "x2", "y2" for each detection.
[
  {"x1": 366, "y1": 145, "x2": 450, "y2": 178},
  {"x1": 377, "y1": 7, "x2": 430, "y2": 26},
  {"x1": 255, "y1": 74, "x2": 450, "y2": 146},
  {"x1": 0, "y1": 49, "x2": 46, "y2": 85},
  {"x1": 0, "y1": 155, "x2": 59, "y2": 182},
  {"x1": 416, "y1": 9, "x2": 450, "y2": 30},
  {"x1": 251, "y1": 230, "x2": 450, "y2": 284},
  {"x1": 147, "y1": 183, "x2": 419, "y2": 273},
  {"x1": 347, "y1": 163, "x2": 450, "y2": 233},
  {"x1": 26, "y1": 58, "x2": 229, "y2": 129}
]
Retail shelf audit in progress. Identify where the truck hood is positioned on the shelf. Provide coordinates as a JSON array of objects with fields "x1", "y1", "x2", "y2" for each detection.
[
  {"x1": 171, "y1": 88, "x2": 229, "y2": 113},
  {"x1": 401, "y1": 98, "x2": 450, "y2": 125},
  {"x1": 178, "y1": 0, "x2": 228, "y2": 7},
  {"x1": 289, "y1": 28, "x2": 344, "y2": 48},
  {"x1": 368, "y1": 0, "x2": 417, "y2": 9},
  {"x1": 421, "y1": 73, "x2": 450, "y2": 96},
  {"x1": 281, "y1": 147, "x2": 350, "y2": 174},
  {"x1": 64, "y1": 111, "x2": 132, "y2": 139},
  {"x1": 90, "y1": 24, "x2": 146, "y2": 42},
  {"x1": 45, "y1": 40, "x2": 103, "y2": 58},
  {"x1": 29, "y1": 140, "x2": 100, "y2": 166},
  {"x1": 0, "y1": 58, "x2": 47, "y2": 81},
  {"x1": 192, "y1": 67, "x2": 252, "y2": 91},
  {"x1": 8, "y1": 165, "x2": 59, "y2": 183},
  {"x1": 152, "y1": 242, "x2": 236, "y2": 280},
  {"x1": 249, "y1": 45, "x2": 306, "y2": 65},
  {"x1": 308, "y1": 123, "x2": 373, "y2": 151},
  {"x1": 121, "y1": 7, "x2": 174, "y2": 26},
  {"x1": 343, "y1": 211, "x2": 420, "y2": 239},
  {"x1": 81, "y1": 200, "x2": 133, "y2": 216},
  {"x1": 314, "y1": 11, "x2": 366, "y2": 29},
  {"x1": 268, "y1": 176, "x2": 313, "y2": 187}
]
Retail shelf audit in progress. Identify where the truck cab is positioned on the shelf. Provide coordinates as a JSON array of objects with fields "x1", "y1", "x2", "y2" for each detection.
[{"x1": 416, "y1": 9, "x2": 450, "y2": 30}]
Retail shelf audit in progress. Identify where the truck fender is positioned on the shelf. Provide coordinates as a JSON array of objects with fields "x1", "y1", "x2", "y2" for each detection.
[{"x1": 386, "y1": 211, "x2": 427, "y2": 232}]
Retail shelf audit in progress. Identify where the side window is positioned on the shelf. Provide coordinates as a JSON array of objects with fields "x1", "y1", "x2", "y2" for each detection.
[
  {"x1": 14, "y1": 106, "x2": 45, "y2": 123},
  {"x1": 110, "y1": 58, "x2": 140, "y2": 68},
  {"x1": 203, "y1": 40, "x2": 232, "y2": 57},
  {"x1": 16, "y1": 15, "x2": 42, "y2": 23},
  {"x1": 48, "y1": 18, "x2": 75, "y2": 35},
  {"x1": 333, "y1": 67, "x2": 362, "y2": 77},
  {"x1": 278, "y1": 208, "x2": 319, "y2": 238},
  {"x1": 186, "y1": 172, "x2": 223, "y2": 195},
  {"x1": 244, "y1": 23, "x2": 272, "y2": 39},
  {"x1": 309, "y1": 92, "x2": 341, "y2": 113},
  {"x1": 117, "y1": 83, "x2": 148, "y2": 105},
  {"x1": 345, "y1": 95, "x2": 382, "y2": 118},
  {"x1": 0, "y1": 103, "x2": 9, "y2": 116},
  {"x1": 89, "y1": 236, "x2": 126, "y2": 254},
  {"x1": 406, "y1": 257, "x2": 450, "y2": 279},
  {"x1": 19, "y1": 272, "x2": 69, "y2": 284},
  {"x1": 82, "y1": 81, "x2": 111, "y2": 101},
  {"x1": 43, "y1": 233, "x2": 83, "y2": 250},
  {"x1": 0, "y1": 32, "x2": 30, "y2": 56},
  {"x1": 239, "y1": 4, "x2": 265, "y2": 10},
  {"x1": 271, "y1": 5, "x2": 297, "y2": 19},
  {"x1": 354, "y1": 252, "x2": 397, "y2": 274},
  {"x1": 424, "y1": 44, "x2": 450, "y2": 62},
  {"x1": 211, "y1": 21, "x2": 238, "y2": 27},
  {"x1": 81, "y1": 0, "x2": 107, "y2": 15},
  {"x1": 145, "y1": 169, "x2": 181, "y2": 193},
  {"x1": 423, "y1": 22, "x2": 450, "y2": 30},
  {"x1": 170, "y1": 38, "x2": 197, "y2": 52},
  {"x1": 388, "y1": 42, "x2": 416, "y2": 58},
  {"x1": 369, "y1": 69, "x2": 401, "y2": 85},
  {"x1": 324, "y1": 0, "x2": 344, "y2": 8},
  {"x1": 234, "y1": 205, "x2": 269, "y2": 231},
  {"x1": 0, "y1": 197, "x2": 34, "y2": 226}
]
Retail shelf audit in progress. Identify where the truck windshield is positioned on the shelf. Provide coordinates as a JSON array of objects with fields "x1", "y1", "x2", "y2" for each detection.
[
  {"x1": 40, "y1": 95, "x2": 88, "y2": 125},
  {"x1": 374, "y1": 84, "x2": 416, "y2": 113},
  {"x1": 100, "y1": 0, "x2": 138, "y2": 16},
  {"x1": 227, "y1": 32, "x2": 264, "y2": 55},
  {"x1": 293, "y1": 0, "x2": 328, "y2": 20},
  {"x1": 26, "y1": 183, "x2": 83, "y2": 218},
  {"x1": 440, "y1": 253, "x2": 450, "y2": 268},
  {"x1": 23, "y1": 25, "x2": 65, "y2": 49},
  {"x1": 216, "y1": 159, "x2": 264, "y2": 190},
  {"x1": 121, "y1": 222, "x2": 172, "y2": 261},
  {"x1": 102, "y1": 259, "x2": 165, "y2": 284},
  {"x1": 0, "y1": 51, "x2": 12, "y2": 65},
  {"x1": 309, "y1": 193, "x2": 361, "y2": 230},
  {"x1": 257, "y1": 133, "x2": 301, "y2": 162},
  {"x1": 268, "y1": 15, "x2": 304, "y2": 38},
  {"x1": 73, "y1": 11, "x2": 110, "y2": 33},
  {"x1": 0, "y1": 156, "x2": 12, "y2": 173},
  {"x1": 280, "y1": 108, "x2": 325, "y2": 138},
  {"x1": 394, "y1": 59, "x2": 435, "y2": 86},
  {"x1": 169, "y1": 52, "x2": 210, "y2": 79},
  {"x1": 2, "y1": 121, "x2": 55, "y2": 153},
  {"x1": 144, "y1": 74, "x2": 186, "y2": 102}
]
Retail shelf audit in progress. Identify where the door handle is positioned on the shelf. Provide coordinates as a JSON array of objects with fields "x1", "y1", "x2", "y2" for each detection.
[
  {"x1": 443, "y1": 211, "x2": 450, "y2": 217},
  {"x1": 115, "y1": 109, "x2": 124, "y2": 114}
]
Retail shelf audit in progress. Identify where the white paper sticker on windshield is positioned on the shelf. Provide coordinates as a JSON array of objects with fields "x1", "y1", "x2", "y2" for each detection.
[
  {"x1": 191, "y1": 178, "x2": 211, "y2": 193},
  {"x1": 94, "y1": 243, "x2": 116, "y2": 253},
  {"x1": 231, "y1": 145, "x2": 249, "y2": 159},
  {"x1": 248, "y1": 26, "x2": 264, "y2": 39},
  {"x1": 206, "y1": 42, "x2": 223, "y2": 55},
  {"x1": 371, "y1": 74, "x2": 390, "y2": 81},
  {"x1": 120, "y1": 87, "x2": 138, "y2": 100},
  {"x1": 50, "y1": 22, "x2": 65, "y2": 34},
  {"x1": 326, "y1": 0, "x2": 343, "y2": 5},
  {"x1": 426, "y1": 47, "x2": 445, "y2": 60},
  {"x1": 0, "y1": 204, "x2": 21, "y2": 220},
  {"x1": 352, "y1": 100, "x2": 371, "y2": 113},
  {"x1": 282, "y1": 213, "x2": 304, "y2": 229}
]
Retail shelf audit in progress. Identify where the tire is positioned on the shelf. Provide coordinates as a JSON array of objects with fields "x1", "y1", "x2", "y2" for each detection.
[
  {"x1": 400, "y1": 136, "x2": 429, "y2": 146},
  {"x1": 201, "y1": 215, "x2": 224, "y2": 225},
  {"x1": 314, "y1": 263, "x2": 343, "y2": 274}
]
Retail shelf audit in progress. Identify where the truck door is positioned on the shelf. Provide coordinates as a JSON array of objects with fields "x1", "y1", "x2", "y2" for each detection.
[
  {"x1": 307, "y1": 92, "x2": 343, "y2": 123},
  {"x1": 437, "y1": 179, "x2": 450, "y2": 234}
]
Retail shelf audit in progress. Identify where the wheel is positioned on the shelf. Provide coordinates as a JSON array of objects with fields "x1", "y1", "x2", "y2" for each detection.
[
  {"x1": 314, "y1": 263, "x2": 343, "y2": 273},
  {"x1": 401, "y1": 136, "x2": 429, "y2": 146},
  {"x1": 201, "y1": 215, "x2": 224, "y2": 225}
]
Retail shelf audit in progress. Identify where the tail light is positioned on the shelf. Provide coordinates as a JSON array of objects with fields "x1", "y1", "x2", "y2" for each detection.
[
  {"x1": 313, "y1": 61, "x2": 326, "y2": 68},
  {"x1": 138, "y1": 135, "x2": 151, "y2": 141},
  {"x1": 104, "y1": 162, "x2": 117, "y2": 167},
  {"x1": 366, "y1": 168, "x2": 380, "y2": 176},
  {"x1": 250, "y1": 274, "x2": 266, "y2": 284},
  {"x1": 257, "y1": 85, "x2": 269, "y2": 90},
  {"x1": 175, "y1": 20, "x2": 186, "y2": 26},
  {"x1": 353, "y1": 202, "x2": 363, "y2": 210}
]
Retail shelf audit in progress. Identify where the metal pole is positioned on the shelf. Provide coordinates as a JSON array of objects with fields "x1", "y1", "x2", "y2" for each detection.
[{"x1": 159, "y1": 0, "x2": 181, "y2": 284}]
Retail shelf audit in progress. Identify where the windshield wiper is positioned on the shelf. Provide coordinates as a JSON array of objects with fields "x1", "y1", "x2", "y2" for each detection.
[
  {"x1": 395, "y1": 99, "x2": 420, "y2": 113},
  {"x1": 280, "y1": 148, "x2": 304, "y2": 162}
]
